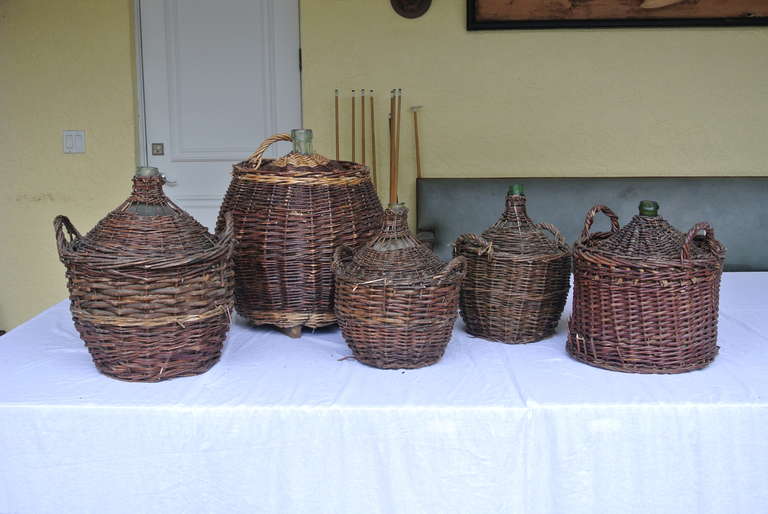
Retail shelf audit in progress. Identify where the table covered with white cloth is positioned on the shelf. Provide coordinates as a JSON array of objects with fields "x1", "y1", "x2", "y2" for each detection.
[{"x1": 1, "y1": 272, "x2": 766, "y2": 514}]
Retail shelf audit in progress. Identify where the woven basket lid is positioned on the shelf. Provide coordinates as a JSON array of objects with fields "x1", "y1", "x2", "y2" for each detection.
[
  {"x1": 78, "y1": 167, "x2": 215, "y2": 257},
  {"x1": 581, "y1": 201, "x2": 724, "y2": 263},
  {"x1": 337, "y1": 204, "x2": 452, "y2": 285},
  {"x1": 480, "y1": 185, "x2": 568, "y2": 255},
  {"x1": 233, "y1": 130, "x2": 368, "y2": 182}
]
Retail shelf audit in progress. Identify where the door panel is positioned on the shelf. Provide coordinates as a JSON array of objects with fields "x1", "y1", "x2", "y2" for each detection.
[{"x1": 140, "y1": 0, "x2": 301, "y2": 229}]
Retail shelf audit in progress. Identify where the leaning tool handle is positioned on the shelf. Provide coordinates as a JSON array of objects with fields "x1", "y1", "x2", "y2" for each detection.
[
  {"x1": 54, "y1": 215, "x2": 82, "y2": 258},
  {"x1": 580, "y1": 205, "x2": 621, "y2": 243},
  {"x1": 245, "y1": 133, "x2": 293, "y2": 170},
  {"x1": 681, "y1": 222, "x2": 722, "y2": 260}
]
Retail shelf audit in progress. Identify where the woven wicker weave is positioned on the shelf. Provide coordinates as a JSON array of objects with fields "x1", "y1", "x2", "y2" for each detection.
[
  {"x1": 333, "y1": 204, "x2": 466, "y2": 369},
  {"x1": 54, "y1": 169, "x2": 235, "y2": 382},
  {"x1": 568, "y1": 201, "x2": 726, "y2": 374},
  {"x1": 454, "y1": 186, "x2": 571, "y2": 343},
  {"x1": 216, "y1": 131, "x2": 383, "y2": 336}
]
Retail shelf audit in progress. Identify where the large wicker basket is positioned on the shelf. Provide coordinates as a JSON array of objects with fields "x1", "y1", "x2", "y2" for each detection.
[
  {"x1": 454, "y1": 185, "x2": 571, "y2": 343},
  {"x1": 568, "y1": 201, "x2": 726, "y2": 374},
  {"x1": 54, "y1": 168, "x2": 235, "y2": 382},
  {"x1": 217, "y1": 130, "x2": 383, "y2": 337},
  {"x1": 333, "y1": 204, "x2": 466, "y2": 369}
]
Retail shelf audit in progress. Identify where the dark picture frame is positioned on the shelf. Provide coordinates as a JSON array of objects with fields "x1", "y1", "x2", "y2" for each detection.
[{"x1": 467, "y1": 0, "x2": 768, "y2": 30}]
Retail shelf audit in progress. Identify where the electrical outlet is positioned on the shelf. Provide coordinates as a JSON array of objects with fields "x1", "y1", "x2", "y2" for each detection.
[{"x1": 63, "y1": 130, "x2": 86, "y2": 154}]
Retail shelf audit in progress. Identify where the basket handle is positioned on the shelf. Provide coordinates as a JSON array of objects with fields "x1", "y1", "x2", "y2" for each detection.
[
  {"x1": 53, "y1": 215, "x2": 82, "y2": 257},
  {"x1": 681, "y1": 222, "x2": 721, "y2": 260},
  {"x1": 436, "y1": 255, "x2": 467, "y2": 284},
  {"x1": 215, "y1": 211, "x2": 236, "y2": 257},
  {"x1": 453, "y1": 233, "x2": 491, "y2": 257},
  {"x1": 580, "y1": 205, "x2": 620, "y2": 242},
  {"x1": 332, "y1": 245, "x2": 354, "y2": 272},
  {"x1": 537, "y1": 223, "x2": 566, "y2": 246},
  {"x1": 245, "y1": 133, "x2": 292, "y2": 169}
]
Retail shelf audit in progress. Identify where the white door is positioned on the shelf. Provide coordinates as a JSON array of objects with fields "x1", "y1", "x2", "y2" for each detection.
[{"x1": 138, "y1": 0, "x2": 301, "y2": 229}]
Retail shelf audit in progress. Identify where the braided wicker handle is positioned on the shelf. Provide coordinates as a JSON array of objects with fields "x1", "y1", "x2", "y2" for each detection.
[
  {"x1": 332, "y1": 245, "x2": 354, "y2": 273},
  {"x1": 53, "y1": 215, "x2": 82, "y2": 258},
  {"x1": 580, "y1": 205, "x2": 621, "y2": 242},
  {"x1": 453, "y1": 233, "x2": 492, "y2": 258},
  {"x1": 537, "y1": 223, "x2": 566, "y2": 246},
  {"x1": 216, "y1": 211, "x2": 236, "y2": 260},
  {"x1": 245, "y1": 133, "x2": 292, "y2": 169},
  {"x1": 681, "y1": 222, "x2": 722, "y2": 260},
  {"x1": 436, "y1": 255, "x2": 468, "y2": 284}
]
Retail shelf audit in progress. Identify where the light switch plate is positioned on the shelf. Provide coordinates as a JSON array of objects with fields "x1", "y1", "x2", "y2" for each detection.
[{"x1": 63, "y1": 130, "x2": 86, "y2": 154}]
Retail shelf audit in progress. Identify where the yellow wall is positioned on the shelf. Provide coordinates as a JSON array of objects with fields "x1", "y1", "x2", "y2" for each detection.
[
  {"x1": 1, "y1": 0, "x2": 766, "y2": 329},
  {"x1": 0, "y1": 0, "x2": 137, "y2": 329},
  {"x1": 300, "y1": 1, "x2": 768, "y2": 214}
]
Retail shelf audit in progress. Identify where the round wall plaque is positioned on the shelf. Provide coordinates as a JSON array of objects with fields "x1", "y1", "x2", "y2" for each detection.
[{"x1": 391, "y1": 0, "x2": 431, "y2": 19}]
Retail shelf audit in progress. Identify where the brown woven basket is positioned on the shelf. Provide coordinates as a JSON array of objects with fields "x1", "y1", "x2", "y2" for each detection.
[
  {"x1": 333, "y1": 204, "x2": 466, "y2": 369},
  {"x1": 568, "y1": 201, "x2": 726, "y2": 374},
  {"x1": 454, "y1": 185, "x2": 571, "y2": 343},
  {"x1": 216, "y1": 130, "x2": 383, "y2": 336},
  {"x1": 54, "y1": 168, "x2": 235, "y2": 382}
]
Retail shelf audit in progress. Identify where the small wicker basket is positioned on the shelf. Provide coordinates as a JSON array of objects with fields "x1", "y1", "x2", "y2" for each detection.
[
  {"x1": 333, "y1": 204, "x2": 466, "y2": 369},
  {"x1": 454, "y1": 185, "x2": 571, "y2": 343},
  {"x1": 54, "y1": 168, "x2": 235, "y2": 382},
  {"x1": 217, "y1": 129, "x2": 383, "y2": 337},
  {"x1": 568, "y1": 201, "x2": 726, "y2": 374}
]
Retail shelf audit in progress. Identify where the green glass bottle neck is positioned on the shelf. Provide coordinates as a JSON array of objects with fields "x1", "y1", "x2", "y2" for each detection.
[
  {"x1": 508, "y1": 183, "x2": 524, "y2": 196},
  {"x1": 639, "y1": 200, "x2": 659, "y2": 217},
  {"x1": 292, "y1": 129, "x2": 313, "y2": 155}
]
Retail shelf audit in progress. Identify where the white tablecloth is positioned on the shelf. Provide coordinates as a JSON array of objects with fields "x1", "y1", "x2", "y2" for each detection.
[{"x1": 1, "y1": 272, "x2": 766, "y2": 514}]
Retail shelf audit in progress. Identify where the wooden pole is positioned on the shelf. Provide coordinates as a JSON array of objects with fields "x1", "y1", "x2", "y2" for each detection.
[
  {"x1": 334, "y1": 89, "x2": 340, "y2": 160},
  {"x1": 389, "y1": 90, "x2": 397, "y2": 205},
  {"x1": 361, "y1": 89, "x2": 366, "y2": 165},
  {"x1": 410, "y1": 105, "x2": 422, "y2": 178},
  {"x1": 395, "y1": 88, "x2": 402, "y2": 193},
  {"x1": 369, "y1": 90, "x2": 377, "y2": 186},
  {"x1": 351, "y1": 90, "x2": 356, "y2": 162}
]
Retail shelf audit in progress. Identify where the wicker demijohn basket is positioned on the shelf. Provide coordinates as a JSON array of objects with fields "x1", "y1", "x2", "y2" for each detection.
[
  {"x1": 333, "y1": 204, "x2": 467, "y2": 369},
  {"x1": 568, "y1": 201, "x2": 726, "y2": 374},
  {"x1": 54, "y1": 168, "x2": 235, "y2": 382},
  {"x1": 217, "y1": 129, "x2": 383, "y2": 337},
  {"x1": 454, "y1": 185, "x2": 571, "y2": 343}
]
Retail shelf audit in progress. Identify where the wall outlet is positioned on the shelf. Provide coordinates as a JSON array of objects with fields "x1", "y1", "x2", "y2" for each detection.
[{"x1": 63, "y1": 130, "x2": 86, "y2": 154}]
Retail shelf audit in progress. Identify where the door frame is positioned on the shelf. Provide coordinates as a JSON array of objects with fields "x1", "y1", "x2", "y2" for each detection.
[{"x1": 132, "y1": 0, "x2": 302, "y2": 170}]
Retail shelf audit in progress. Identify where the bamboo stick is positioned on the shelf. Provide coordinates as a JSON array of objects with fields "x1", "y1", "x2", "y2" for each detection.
[
  {"x1": 361, "y1": 89, "x2": 366, "y2": 165},
  {"x1": 334, "y1": 89, "x2": 340, "y2": 160},
  {"x1": 395, "y1": 88, "x2": 402, "y2": 193},
  {"x1": 351, "y1": 89, "x2": 356, "y2": 162},
  {"x1": 369, "y1": 90, "x2": 377, "y2": 186},
  {"x1": 410, "y1": 105, "x2": 422, "y2": 179},
  {"x1": 389, "y1": 90, "x2": 397, "y2": 205}
]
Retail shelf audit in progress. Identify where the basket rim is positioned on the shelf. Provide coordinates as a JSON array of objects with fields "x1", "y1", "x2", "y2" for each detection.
[
  {"x1": 454, "y1": 233, "x2": 570, "y2": 262},
  {"x1": 55, "y1": 213, "x2": 235, "y2": 272},
  {"x1": 573, "y1": 242, "x2": 725, "y2": 269}
]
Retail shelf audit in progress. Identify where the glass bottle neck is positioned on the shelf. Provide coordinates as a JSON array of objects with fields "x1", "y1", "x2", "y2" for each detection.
[{"x1": 291, "y1": 129, "x2": 313, "y2": 155}]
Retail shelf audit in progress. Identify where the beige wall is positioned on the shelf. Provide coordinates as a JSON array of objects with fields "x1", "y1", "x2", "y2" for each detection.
[
  {"x1": 0, "y1": 0, "x2": 137, "y2": 329},
  {"x1": 1, "y1": 0, "x2": 766, "y2": 329},
  {"x1": 300, "y1": 0, "x2": 768, "y2": 214}
]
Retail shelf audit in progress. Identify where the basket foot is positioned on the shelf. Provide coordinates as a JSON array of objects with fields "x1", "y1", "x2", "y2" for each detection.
[{"x1": 281, "y1": 325, "x2": 302, "y2": 339}]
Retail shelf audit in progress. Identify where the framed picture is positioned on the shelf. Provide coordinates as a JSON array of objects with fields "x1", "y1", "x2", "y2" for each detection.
[{"x1": 467, "y1": 0, "x2": 768, "y2": 30}]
